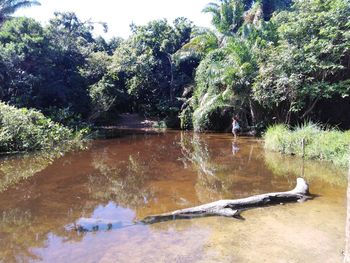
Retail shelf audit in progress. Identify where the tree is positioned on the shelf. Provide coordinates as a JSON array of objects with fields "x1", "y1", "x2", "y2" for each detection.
[
  {"x1": 202, "y1": 0, "x2": 291, "y2": 36},
  {"x1": 202, "y1": 0, "x2": 245, "y2": 35},
  {"x1": 94, "y1": 36, "x2": 123, "y2": 55},
  {"x1": 253, "y1": 0, "x2": 350, "y2": 123},
  {"x1": 180, "y1": 0, "x2": 291, "y2": 130},
  {"x1": 0, "y1": 12, "x2": 112, "y2": 123},
  {"x1": 0, "y1": 0, "x2": 40, "y2": 24},
  {"x1": 41, "y1": 12, "x2": 97, "y2": 117},
  {"x1": 0, "y1": 17, "x2": 47, "y2": 108},
  {"x1": 91, "y1": 18, "x2": 194, "y2": 124}
]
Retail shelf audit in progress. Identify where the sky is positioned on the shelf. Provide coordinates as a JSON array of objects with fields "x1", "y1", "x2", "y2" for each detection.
[{"x1": 15, "y1": 0, "x2": 213, "y2": 39}]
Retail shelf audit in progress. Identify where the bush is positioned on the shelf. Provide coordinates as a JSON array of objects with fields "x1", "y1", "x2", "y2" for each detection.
[
  {"x1": 0, "y1": 102, "x2": 82, "y2": 152},
  {"x1": 264, "y1": 123, "x2": 350, "y2": 168}
]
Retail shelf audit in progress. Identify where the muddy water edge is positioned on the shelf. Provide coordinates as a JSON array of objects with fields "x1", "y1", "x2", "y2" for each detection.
[{"x1": 0, "y1": 130, "x2": 347, "y2": 263}]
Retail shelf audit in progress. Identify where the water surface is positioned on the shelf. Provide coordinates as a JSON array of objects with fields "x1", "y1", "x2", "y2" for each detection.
[{"x1": 0, "y1": 131, "x2": 347, "y2": 262}]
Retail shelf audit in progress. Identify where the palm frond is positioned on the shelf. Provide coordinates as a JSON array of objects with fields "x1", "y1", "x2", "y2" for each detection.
[
  {"x1": 202, "y1": 2, "x2": 220, "y2": 14},
  {"x1": 0, "y1": 0, "x2": 40, "y2": 22}
]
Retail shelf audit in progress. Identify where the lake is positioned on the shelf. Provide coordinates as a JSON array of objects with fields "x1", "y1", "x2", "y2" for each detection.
[{"x1": 0, "y1": 130, "x2": 347, "y2": 262}]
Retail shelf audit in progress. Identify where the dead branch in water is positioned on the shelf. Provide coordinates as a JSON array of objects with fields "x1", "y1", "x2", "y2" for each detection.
[
  {"x1": 141, "y1": 178, "x2": 311, "y2": 224},
  {"x1": 71, "y1": 178, "x2": 311, "y2": 231}
]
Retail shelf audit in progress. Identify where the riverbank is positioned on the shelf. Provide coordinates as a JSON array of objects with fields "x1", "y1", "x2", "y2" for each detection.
[
  {"x1": 264, "y1": 123, "x2": 350, "y2": 168},
  {"x1": 2, "y1": 102, "x2": 349, "y2": 171}
]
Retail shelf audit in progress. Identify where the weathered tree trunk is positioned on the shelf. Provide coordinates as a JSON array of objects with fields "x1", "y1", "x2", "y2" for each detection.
[
  {"x1": 71, "y1": 178, "x2": 311, "y2": 232},
  {"x1": 141, "y1": 178, "x2": 310, "y2": 224}
]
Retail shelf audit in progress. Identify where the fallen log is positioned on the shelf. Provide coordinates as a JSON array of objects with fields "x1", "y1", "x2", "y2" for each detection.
[
  {"x1": 141, "y1": 178, "x2": 311, "y2": 224},
  {"x1": 69, "y1": 178, "x2": 311, "y2": 231}
]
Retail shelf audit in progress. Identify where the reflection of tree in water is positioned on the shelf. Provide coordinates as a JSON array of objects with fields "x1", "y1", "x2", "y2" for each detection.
[
  {"x1": 0, "y1": 142, "x2": 87, "y2": 193},
  {"x1": 180, "y1": 133, "x2": 216, "y2": 176},
  {"x1": 264, "y1": 151, "x2": 347, "y2": 186},
  {"x1": 179, "y1": 132, "x2": 236, "y2": 202},
  {"x1": 89, "y1": 148, "x2": 154, "y2": 209},
  {"x1": 0, "y1": 138, "x2": 160, "y2": 262},
  {"x1": 0, "y1": 152, "x2": 58, "y2": 193}
]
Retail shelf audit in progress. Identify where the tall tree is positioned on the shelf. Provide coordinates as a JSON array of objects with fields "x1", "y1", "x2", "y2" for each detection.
[
  {"x1": 0, "y1": 0, "x2": 41, "y2": 24},
  {"x1": 253, "y1": 0, "x2": 350, "y2": 123},
  {"x1": 180, "y1": 0, "x2": 294, "y2": 131}
]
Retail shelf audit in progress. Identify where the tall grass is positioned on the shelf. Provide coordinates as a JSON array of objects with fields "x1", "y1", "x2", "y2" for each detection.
[{"x1": 264, "y1": 122, "x2": 350, "y2": 168}]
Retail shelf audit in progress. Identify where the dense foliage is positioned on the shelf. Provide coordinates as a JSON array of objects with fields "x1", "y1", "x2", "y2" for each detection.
[
  {"x1": 180, "y1": 0, "x2": 350, "y2": 131},
  {"x1": 0, "y1": 102, "x2": 81, "y2": 152},
  {"x1": 254, "y1": 0, "x2": 350, "y2": 124},
  {"x1": 90, "y1": 18, "x2": 196, "y2": 126},
  {"x1": 0, "y1": 0, "x2": 349, "y2": 153}
]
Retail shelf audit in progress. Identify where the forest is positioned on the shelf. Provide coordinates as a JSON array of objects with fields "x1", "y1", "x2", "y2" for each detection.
[{"x1": 0, "y1": 0, "x2": 349, "y2": 152}]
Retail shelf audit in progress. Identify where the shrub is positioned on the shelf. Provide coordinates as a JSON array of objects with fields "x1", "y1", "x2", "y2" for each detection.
[
  {"x1": 0, "y1": 102, "x2": 82, "y2": 152},
  {"x1": 44, "y1": 106, "x2": 87, "y2": 128}
]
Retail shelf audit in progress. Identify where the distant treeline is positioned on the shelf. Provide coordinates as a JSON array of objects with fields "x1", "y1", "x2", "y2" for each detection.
[{"x1": 0, "y1": 0, "x2": 349, "y2": 132}]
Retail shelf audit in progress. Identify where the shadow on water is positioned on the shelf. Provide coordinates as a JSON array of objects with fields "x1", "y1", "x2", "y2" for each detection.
[{"x1": 0, "y1": 130, "x2": 347, "y2": 262}]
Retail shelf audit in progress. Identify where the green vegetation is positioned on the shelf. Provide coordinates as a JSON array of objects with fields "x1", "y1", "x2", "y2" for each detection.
[
  {"x1": 0, "y1": 102, "x2": 83, "y2": 152},
  {"x1": 0, "y1": 0, "x2": 350, "y2": 153},
  {"x1": 264, "y1": 123, "x2": 350, "y2": 167},
  {"x1": 180, "y1": 0, "x2": 350, "y2": 131}
]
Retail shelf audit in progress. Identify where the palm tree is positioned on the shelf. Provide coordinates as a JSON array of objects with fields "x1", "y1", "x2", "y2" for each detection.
[
  {"x1": 202, "y1": 0, "x2": 293, "y2": 36},
  {"x1": 176, "y1": 27, "x2": 220, "y2": 58},
  {"x1": 203, "y1": 0, "x2": 245, "y2": 35},
  {"x1": 0, "y1": 0, "x2": 41, "y2": 24}
]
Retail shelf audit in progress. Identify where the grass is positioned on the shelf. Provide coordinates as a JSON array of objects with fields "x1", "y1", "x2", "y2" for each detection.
[{"x1": 264, "y1": 122, "x2": 350, "y2": 168}]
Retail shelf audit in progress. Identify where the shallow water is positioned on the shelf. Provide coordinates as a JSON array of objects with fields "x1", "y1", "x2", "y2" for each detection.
[{"x1": 0, "y1": 131, "x2": 347, "y2": 263}]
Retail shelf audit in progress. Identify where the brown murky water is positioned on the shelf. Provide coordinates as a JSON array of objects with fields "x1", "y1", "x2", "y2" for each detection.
[{"x1": 0, "y1": 131, "x2": 347, "y2": 263}]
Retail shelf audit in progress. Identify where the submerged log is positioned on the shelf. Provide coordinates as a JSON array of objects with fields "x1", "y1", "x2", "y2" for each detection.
[{"x1": 141, "y1": 178, "x2": 311, "y2": 224}]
